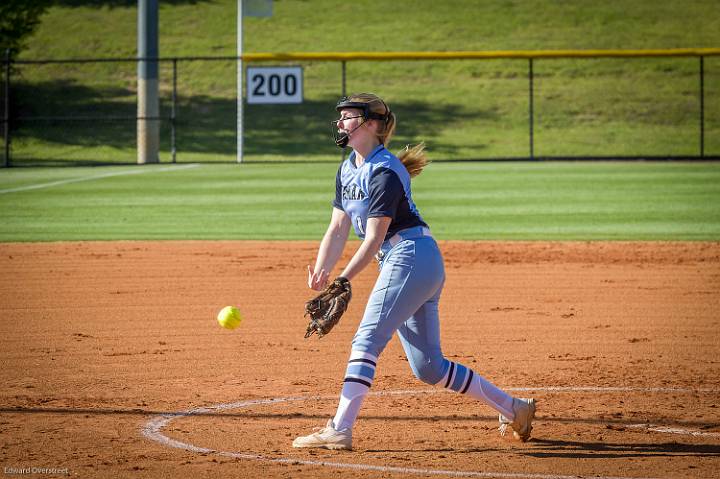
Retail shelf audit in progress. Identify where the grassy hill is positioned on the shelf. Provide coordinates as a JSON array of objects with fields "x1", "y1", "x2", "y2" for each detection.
[{"x1": 7, "y1": 0, "x2": 720, "y2": 164}]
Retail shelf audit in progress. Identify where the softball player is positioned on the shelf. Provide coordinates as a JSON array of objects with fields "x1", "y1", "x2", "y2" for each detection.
[{"x1": 293, "y1": 93, "x2": 535, "y2": 450}]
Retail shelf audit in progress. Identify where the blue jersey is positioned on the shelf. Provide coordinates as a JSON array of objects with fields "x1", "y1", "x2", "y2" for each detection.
[{"x1": 333, "y1": 144, "x2": 428, "y2": 240}]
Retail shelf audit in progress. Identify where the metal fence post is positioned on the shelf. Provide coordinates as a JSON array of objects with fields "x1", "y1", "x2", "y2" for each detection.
[
  {"x1": 137, "y1": 0, "x2": 160, "y2": 164},
  {"x1": 528, "y1": 57, "x2": 535, "y2": 160},
  {"x1": 3, "y1": 49, "x2": 10, "y2": 167},
  {"x1": 341, "y1": 60, "x2": 346, "y2": 97},
  {"x1": 171, "y1": 58, "x2": 177, "y2": 163},
  {"x1": 699, "y1": 56, "x2": 705, "y2": 158}
]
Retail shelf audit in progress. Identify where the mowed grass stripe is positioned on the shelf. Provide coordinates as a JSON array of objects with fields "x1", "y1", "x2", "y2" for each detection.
[
  {"x1": 0, "y1": 164, "x2": 200, "y2": 194},
  {"x1": 0, "y1": 162, "x2": 718, "y2": 241},
  {"x1": 414, "y1": 162, "x2": 720, "y2": 240}
]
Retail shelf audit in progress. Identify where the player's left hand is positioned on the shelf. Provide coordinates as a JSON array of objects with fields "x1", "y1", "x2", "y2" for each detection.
[{"x1": 307, "y1": 264, "x2": 329, "y2": 291}]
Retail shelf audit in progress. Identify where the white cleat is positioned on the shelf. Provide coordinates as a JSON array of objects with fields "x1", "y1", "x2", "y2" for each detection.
[
  {"x1": 292, "y1": 420, "x2": 352, "y2": 450},
  {"x1": 499, "y1": 398, "x2": 536, "y2": 442}
]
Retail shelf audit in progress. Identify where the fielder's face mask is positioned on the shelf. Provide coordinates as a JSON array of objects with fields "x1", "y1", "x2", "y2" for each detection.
[{"x1": 332, "y1": 96, "x2": 391, "y2": 148}]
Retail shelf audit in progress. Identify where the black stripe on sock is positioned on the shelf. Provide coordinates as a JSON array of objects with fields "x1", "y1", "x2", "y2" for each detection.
[
  {"x1": 348, "y1": 358, "x2": 377, "y2": 367},
  {"x1": 444, "y1": 362, "x2": 455, "y2": 389},
  {"x1": 344, "y1": 377, "x2": 372, "y2": 388},
  {"x1": 461, "y1": 370, "x2": 474, "y2": 394}
]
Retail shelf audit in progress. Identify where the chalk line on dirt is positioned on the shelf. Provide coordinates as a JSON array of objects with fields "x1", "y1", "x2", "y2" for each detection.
[{"x1": 142, "y1": 386, "x2": 717, "y2": 479}]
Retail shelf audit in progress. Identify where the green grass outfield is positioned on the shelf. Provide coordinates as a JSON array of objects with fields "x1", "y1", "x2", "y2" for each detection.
[{"x1": 1, "y1": 162, "x2": 718, "y2": 242}]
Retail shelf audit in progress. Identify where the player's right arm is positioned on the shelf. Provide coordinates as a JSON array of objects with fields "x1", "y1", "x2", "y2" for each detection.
[{"x1": 308, "y1": 207, "x2": 351, "y2": 290}]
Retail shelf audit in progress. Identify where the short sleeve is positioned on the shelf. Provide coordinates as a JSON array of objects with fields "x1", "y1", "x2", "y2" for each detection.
[
  {"x1": 332, "y1": 163, "x2": 344, "y2": 210},
  {"x1": 367, "y1": 167, "x2": 404, "y2": 219}
]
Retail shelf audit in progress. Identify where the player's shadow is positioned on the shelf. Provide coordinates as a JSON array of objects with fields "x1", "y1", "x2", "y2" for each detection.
[
  {"x1": 365, "y1": 439, "x2": 720, "y2": 456},
  {"x1": 524, "y1": 438, "x2": 720, "y2": 458}
]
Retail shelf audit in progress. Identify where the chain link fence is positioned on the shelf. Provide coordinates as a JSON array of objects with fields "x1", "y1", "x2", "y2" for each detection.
[{"x1": 2, "y1": 49, "x2": 719, "y2": 166}]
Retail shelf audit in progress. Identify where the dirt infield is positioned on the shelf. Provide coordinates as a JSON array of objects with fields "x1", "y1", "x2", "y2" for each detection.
[{"x1": 1, "y1": 241, "x2": 719, "y2": 479}]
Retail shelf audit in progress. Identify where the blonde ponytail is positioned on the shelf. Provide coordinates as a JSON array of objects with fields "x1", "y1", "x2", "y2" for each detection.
[
  {"x1": 374, "y1": 103, "x2": 428, "y2": 178},
  {"x1": 398, "y1": 142, "x2": 429, "y2": 178}
]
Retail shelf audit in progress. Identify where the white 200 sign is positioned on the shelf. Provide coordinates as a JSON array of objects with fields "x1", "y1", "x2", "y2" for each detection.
[{"x1": 246, "y1": 66, "x2": 303, "y2": 104}]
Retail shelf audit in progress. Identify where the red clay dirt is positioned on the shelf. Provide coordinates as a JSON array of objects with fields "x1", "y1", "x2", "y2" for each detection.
[{"x1": 1, "y1": 241, "x2": 719, "y2": 478}]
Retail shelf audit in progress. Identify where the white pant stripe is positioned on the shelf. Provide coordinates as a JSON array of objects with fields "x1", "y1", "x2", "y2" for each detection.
[{"x1": 349, "y1": 350, "x2": 379, "y2": 363}]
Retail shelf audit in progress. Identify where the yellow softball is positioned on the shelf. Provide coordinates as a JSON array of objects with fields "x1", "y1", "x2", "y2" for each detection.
[{"x1": 217, "y1": 306, "x2": 242, "y2": 330}]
